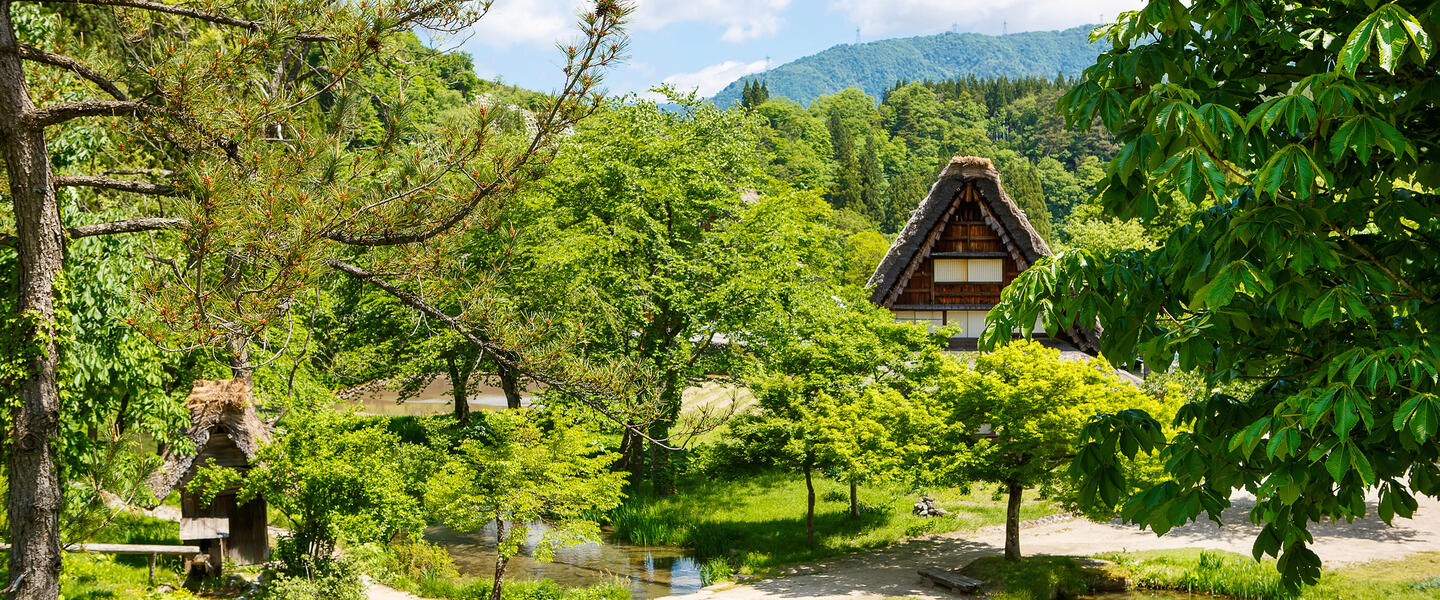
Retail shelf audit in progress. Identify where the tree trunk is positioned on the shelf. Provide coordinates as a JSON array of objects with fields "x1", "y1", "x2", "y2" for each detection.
[
  {"x1": 649, "y1": 371, "x2": 683, "y2": 497},
  {"x1": 226, "y1": 337, "x2": 253, "y2": 384},
  {"x1": 804, "y1": 460, "x2": 816, "y2": 548},
  {"x1": 2, "y1": 2, "x2": 67, "y2": 596},
  {"x1": 649, "y1": 421, "x2": 673, "y2": 496},
  {"x1": 489, "y1": 519, "x2": 508, "y2": 600},
  {"x1": 497, "y1": 360, "x2": 521, "y2": 409},
  {"x1": 849, "y1": 480, "x2": 859, "y2": 519},
  {"x1": 1004, "y1": 479, "x2": 1022, "y2": 561},
  {"x1": 446, "y1": 353, "x2": 472, "y2": 425},
  {"x1": 625, "y1": 425, "x2": 645, "y2": 490}
]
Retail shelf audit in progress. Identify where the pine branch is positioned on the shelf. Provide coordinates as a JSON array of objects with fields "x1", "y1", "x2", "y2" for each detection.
[
  {"x1": 29, "y1": 100, "x2": 155, "y2": 127},
  {"x1": 56, "y1": 175, "x2": 176, "y2": 196},
  {"x1": 68, "y1": 217, "x2": 187, "y2": 238},
  {"x1": 1, "y1": 217, "x2": 186, "y2": 247},
  {"x1": 325, "y1": 258, "x2": 674, "y2": 448},
  {"x1": 40, "y1": 0, "x2": 332, "y2": 41},
  {"x1": 18, "y1": 45, "x2": 128, "y2": 100}
]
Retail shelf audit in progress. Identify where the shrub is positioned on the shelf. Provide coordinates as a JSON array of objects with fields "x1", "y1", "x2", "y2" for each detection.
[
  {"x1": 385, "y1": 536, "x2": 460, "y2": 583},
  {"x1": 258, "y1": 556, "x2": 365, "y2": 600},
  {"x1": 700, "y1": 557, "x2": 734, "y2": 586}
]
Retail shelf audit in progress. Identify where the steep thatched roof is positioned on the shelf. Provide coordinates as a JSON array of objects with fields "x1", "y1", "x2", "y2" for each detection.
[
  {"x1": 147, "y1": 379, "x2": 271, "y2": 502},
  {"x1": 866, "y1": 155, "x2": 1102, "y2": 353},
  {"x1": 867, "y1": 156, "x2": 1052, "y2": 306}
]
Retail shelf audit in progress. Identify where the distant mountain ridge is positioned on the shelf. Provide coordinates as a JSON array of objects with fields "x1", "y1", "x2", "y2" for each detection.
[{"x1": 711, "y1": 25, "x2": 1104, "y2": 108}]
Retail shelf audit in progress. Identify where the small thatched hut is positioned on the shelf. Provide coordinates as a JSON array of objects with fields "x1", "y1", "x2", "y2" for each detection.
[
  {"x1": 147, "y1": 379, "x2": 271, "y2": 572},
  {"x1": 867, "y1": 155, "x2": 1103, "y2": 354}
]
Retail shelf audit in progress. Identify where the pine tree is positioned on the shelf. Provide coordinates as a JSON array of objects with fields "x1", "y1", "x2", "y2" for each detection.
[
  {"x1": 826, "y1": 110, "x2": 863, "y2": 210},
  {"x1": 0, "y1": 2, "x2": 627, "y2": 597},
  {"x1": 859, "y1": 134, "x2": 886, "y2": 225},
  {"x1": 999, "y1": 159, "x2": 1054, "y2": 242}
]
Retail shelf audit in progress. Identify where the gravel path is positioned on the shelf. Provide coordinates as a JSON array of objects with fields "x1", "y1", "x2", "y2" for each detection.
[{"x1": 658, "y1": 492, "x2": 1440, "y2": 600}]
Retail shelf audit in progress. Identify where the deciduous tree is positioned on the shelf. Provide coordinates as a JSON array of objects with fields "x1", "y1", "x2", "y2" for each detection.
[
  {"x1": 983, "y1": 0, "x2": 1440, "y2": 585},
  {"x1": 933, "y1": 341, "x2": 1158, "y2": 560},
  {"x1": 425, "y1": 409, "x2": 624, "y2": 600}
]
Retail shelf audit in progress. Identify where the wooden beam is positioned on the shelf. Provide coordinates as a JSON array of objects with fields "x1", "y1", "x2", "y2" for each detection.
[{"x1": 0, "y1": 543, "x2": 202, "y2": 555}]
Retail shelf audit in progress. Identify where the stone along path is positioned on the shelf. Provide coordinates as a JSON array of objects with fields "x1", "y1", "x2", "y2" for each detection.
[{"x1": 658, "y1": 492, "x2": 1440, "y2": 600}]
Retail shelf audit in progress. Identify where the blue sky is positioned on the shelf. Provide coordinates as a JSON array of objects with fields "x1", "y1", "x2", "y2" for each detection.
[{"x1": 442, "y1": 0, "x2": 1143, "y2": 99}]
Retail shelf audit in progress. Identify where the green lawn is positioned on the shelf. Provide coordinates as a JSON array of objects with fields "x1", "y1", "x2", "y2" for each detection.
[
  {"x1": 1, "y1": 513, "x2": 195, "y2": 600},
  {"x1": 608, "y1": 470, "x2": 1063, "y2": 575},
  {"x1": 1096, "y1": 548, "x2": 1440, "y2": 600}
]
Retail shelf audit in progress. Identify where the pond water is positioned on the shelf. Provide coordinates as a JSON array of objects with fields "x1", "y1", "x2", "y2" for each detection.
[
  {"x1": 426, "y1": 522, "x2": 702, "y2": 600},
  {"x1": 343, "y1": 375, "x2": 534, "y2": 416},
  {"x1": 1086, "y1": 593, "x2": 1206, "y2": 599}
]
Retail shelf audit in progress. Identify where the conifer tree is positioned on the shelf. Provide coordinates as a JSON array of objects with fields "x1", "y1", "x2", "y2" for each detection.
[
  {"x1": 0, "y1": 1, "x2": 628, "y2": 597},
  {"x1": 859, "y1": 134, "x2": 886, "y2": 225},
  {"x1": 825, "y1": 109, "x2": 863, "y2": 210}
]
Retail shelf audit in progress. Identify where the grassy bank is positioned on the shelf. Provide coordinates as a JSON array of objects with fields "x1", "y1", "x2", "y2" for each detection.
[
  {"x1": 1, "y1": 513, "x2": 194, "y2": 600},
  {"x1": 352, "y1": 539, "x2": 630, "y2": 600},
  {"x1": 607, "y1": 470, "x2": 1063, "y2": 575},
  {"x1": 957, "y1": 550, "x2": 1440, "y2": 600},
  {"x1": 382, "y1": 575, "x2": 629, "y2": 600},
  {"x1": 1099, "y1": 548, "x2": 1440, "y2": 600}
]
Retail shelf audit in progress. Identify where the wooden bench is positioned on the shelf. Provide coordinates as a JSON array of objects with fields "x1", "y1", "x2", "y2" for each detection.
[
  {"x1": 2, "y1": 542, "x2": 202, "y2": 583},
  {"x1": 918, "y1": 567, "x2": 985, "y2": 594}
]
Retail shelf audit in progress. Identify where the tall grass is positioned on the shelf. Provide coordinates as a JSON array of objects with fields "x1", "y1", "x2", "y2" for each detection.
[
  {"x1": 1097, "y1": 549, "x2": 1286, "y2": 599},
  {"x1": 401, "y1": 574, "x2": 629, "y2": 600},
  {"x1": 961, "y1": 555, "x2": 1090, "y2": 600},
  {"x1": 607, "y1": 470, "x2": 1062, "y2": 575},
  {"x1": 1095, "y1": 549, "x2": 1440, "y2": 600},
  {"x1": 352, "y1": 539, "x2": 629, "y2": 600}
]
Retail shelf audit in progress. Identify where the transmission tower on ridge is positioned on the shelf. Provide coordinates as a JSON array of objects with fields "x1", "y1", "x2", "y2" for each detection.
[{"x1": 856, "y1": 27, "x2": 861, "y2": 44}]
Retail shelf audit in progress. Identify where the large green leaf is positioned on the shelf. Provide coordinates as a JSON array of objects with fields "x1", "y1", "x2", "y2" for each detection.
[{"x1": 1339, "y1": 4, "x2": 1434, "y2": 75}]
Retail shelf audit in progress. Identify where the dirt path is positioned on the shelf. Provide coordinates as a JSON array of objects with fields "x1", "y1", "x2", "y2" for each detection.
[
  {"x1": 365, "y1": 578, "x2": 424, "y2": 600},
  {"x1": 659, "y1": 492, "x2": 1440, "y2": 600}
]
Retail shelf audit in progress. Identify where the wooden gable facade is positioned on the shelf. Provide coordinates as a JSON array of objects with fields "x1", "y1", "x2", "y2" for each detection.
[{"x1": 867, "y1": 156, "x2": 1098, "y2": 352}]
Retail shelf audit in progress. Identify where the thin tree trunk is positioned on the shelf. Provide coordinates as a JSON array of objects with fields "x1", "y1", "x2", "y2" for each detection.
[
  {"x1": 849, "y1": 480, "x2": 859, "y2": 519},
  {"x1": 497, "y1": 360, "x2": 521, "y2": 409},
  {"x1": 446, "y1": 353, "x2": 471, "y2": 425},
  {"x1": 649, "y1": 421, "x2": 673, "y2": 496},
  {"x1": 804, "y1": 460, "x2": 816, "y2": 548},
  {"x1": 489, "y1": 519, "x2": 508, "y2": 600},
  {"x1": 625, "y1": 424, "x2": 645, "y2": 490},
  {"x1": 650, "y1": 371, "x2": 682, "y2": 496},
  {"x1": 2, "y1": 1, "x2": 66, "y2": 596},
  {"x1": 226, "y1": 337, "x2": 253, "y2": 384},
  {"x1": 1004, "y1": 479, "x2": 1022, "y2": 561}
]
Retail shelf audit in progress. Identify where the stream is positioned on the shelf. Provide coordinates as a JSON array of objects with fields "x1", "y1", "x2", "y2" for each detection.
[{"x1": 425, "y1": 521, "x2": 702, "y2": 600}]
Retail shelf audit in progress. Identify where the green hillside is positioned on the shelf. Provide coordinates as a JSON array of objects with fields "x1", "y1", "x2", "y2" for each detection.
[{"x1": 712, "y1": 25, "x2": 1103, "y2": 108}]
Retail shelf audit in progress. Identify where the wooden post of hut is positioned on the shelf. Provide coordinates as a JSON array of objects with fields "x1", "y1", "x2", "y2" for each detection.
[{"x1": 147, "y1": 379, "x2": 272, "y2": 576}]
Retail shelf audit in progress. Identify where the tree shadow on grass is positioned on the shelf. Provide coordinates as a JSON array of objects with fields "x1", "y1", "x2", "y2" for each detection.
[{"x1": 739, "y1": 536, "x2": 1002, "y2": 600}]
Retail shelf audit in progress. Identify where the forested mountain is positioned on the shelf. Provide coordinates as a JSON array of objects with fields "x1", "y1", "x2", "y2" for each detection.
[
  {"x1": 712, "y1": 25, "x2": 1104, "y2": 108},
  {"x1": 743, "y1": 74, "x2": 1153, "y2": 267}
]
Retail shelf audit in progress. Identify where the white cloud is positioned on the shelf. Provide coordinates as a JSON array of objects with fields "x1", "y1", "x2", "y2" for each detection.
[
  {"x1": 650, "y1": 59, "x2": 768, "y2": 98},
  {"x1": 466, "y1": 0, "x2": 792, "y2": 49},
  {"x1": 632, "y1": 0, "x2": 791, "y2": 42},
  {"x1": 465, "y1": 0, "x2": 588, "y2": 48},
  {"x1": 826, "y1": 0, "x2": 1141, "y2": 38}
]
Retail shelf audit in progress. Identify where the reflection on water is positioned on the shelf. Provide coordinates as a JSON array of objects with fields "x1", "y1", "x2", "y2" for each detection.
[
  {"x1": 1087, "y1": 593, "x2": 1207, "y2": 599},
  {"x1": 427, "y1": 521, "x2": 701, "y2": 600}
]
